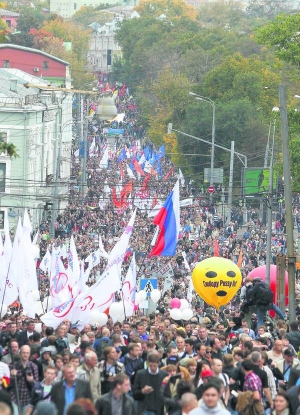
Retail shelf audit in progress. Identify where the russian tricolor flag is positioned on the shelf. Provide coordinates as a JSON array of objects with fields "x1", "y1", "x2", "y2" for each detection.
[{"x1": 149, "y1": 180, "x2": 180, "y2": 257}]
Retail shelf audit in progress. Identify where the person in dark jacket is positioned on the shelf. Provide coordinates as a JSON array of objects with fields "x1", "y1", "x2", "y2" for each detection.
[
  {"x1": 287, "y1": 385, "x2": 300, "y2": 415},
  {"x1": 95, "y1": 374, "x2": 136, "y2": 415},
  {"x1": 133, "y1": 353, "x2": 167, "y2": 415},
  {"x1": 27, "y1": 366, "x2": 56, "y2": 415},
  {"x1": 287, "y1": 321, "x2": 300, "y2": 354},
  {"x1": 50, "y1": 364, "x2": 93, "y2": 415}
]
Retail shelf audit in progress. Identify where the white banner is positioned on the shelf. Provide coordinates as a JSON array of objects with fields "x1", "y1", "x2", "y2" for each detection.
[
  {"x1": 156, "y1": 262, "x2": 174, "y2": 278},
  {"x1": 122, "y1": 254, "x2": 136, "y2": 318},
  {"x1": 163, "y1": 276, "x2": 173, "y2": 294},
  {"x1": 180, "y1": 198, "x2": 193, "y2": 207},
  {"x1": 42, "y1": 210, "x2": 137, "y2": 329}
]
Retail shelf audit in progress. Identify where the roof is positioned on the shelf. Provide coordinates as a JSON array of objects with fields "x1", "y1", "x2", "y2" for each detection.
[
  {"x1": 0, "y1": 8, "x2": 20, "y2": 17},
  {"x1": 0, "y1": 68, "x2": 48, "y2": 99},
  {"x1": 0, "y1": 44, "x2": 70, "y2": 66}
]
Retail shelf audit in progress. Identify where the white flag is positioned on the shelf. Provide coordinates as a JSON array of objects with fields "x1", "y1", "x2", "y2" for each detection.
[
  {"x1": 151, "y1": 226, "x2": 159, "y2": 246},
  {"x1": 122, "y1": 254, "x2": 136, "y2": 318},
  {"x1": 127, "y1": 165, "x2": 135, "y2": 179},
  {"x1": 4, "y1": 211, "x2": 12, "y2": 266},
  {"x1": 182, "y1": 251, "x2": 191, "y2": 272},
  {"x1": 49, "y1": 251, "x2": 72, "y2": 308},
  {"x1": 187, "y1": 278, "x2": 194, "y2": 302},
  {"x1": 99, "y1": 148, "x2": 109, "y2": 169},
  {"x1": 78, "y1": 261, "x2": 89, "y2": 294},
  {"x1": 178, "y1": 168, "x2": 185, "y2": 186},
  {"x1": 144, "y1": 161, "x2": 152, "y2": 173},
  {"x1": 41, "y1": 210, "x2": 137, "y2": 329},
  {"x1": 40, "y1": 249, "x2": 51, "y2": 273},
  {"x1": 85, "y1": 250, "x2": 101, "y2": 269},
  {"x1": 68, "y1": 236, "x2": 80, "y2": 286},
  {"x1": 18, "y1": 210, "x2": 37, "y2": 318},
  {"x1": 0, "y1": 234, "x2": 8, "y2": 300},
  {"x1": 4, "y1": 217, "x2": 22, "y2": 306},
  {"x1": 139, "y1": 154, "x2": 145, "y2": 165},
  {"x1": 99, "y1": 235, "x2": 109, "y2": 259}
]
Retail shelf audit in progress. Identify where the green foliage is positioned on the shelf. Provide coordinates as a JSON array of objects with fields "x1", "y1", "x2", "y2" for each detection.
[
  {"x1": 255, "y1": 13, "x2": 300, "y2": 66},
  {"x1": 71, "y1": 6, "x2": 117, "y2": 28},
  {"x1": 0, "y1": 142, "x2": 19, "y2": 158},
  {"x1": 246, "y1": 0, "x2": 293, "y2": 19}
]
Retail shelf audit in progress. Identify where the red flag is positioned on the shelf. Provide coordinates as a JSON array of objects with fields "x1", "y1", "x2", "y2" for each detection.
[
  {"x1": 214, "y1": 239, "x2": 220, "y2": 257},
  {"x1": 120, "y1": 180, "x2": 133, "y2": 202},
  {"x1": 112, "y1": 188, "x2": 123, "y2": 208},
  {"x1": 141, "y1": 174, "x2": 151, "y2": 191},
  {"x1": 133, "y1": 159, "x2": 145, "y2": 176},
  {"x1": 163, "y1": 166, "x2": 175, "y2": 181}
]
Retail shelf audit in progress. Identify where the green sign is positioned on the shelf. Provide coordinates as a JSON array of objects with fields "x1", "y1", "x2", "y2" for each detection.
[{"x1": 244, "y1": 168, "x2": 276, "y2": 195}]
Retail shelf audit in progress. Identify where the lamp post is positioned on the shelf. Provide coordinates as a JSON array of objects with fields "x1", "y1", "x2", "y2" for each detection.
[
  {"x1": 265, "y1": 107, "x2": 279, "y2": 285},
  {"x1": 189, "y1": 92, "x2": 215, "y2": 203}
]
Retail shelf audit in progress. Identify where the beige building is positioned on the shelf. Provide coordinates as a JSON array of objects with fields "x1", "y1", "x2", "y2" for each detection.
[{"x1": 50, "y1": 0, "x2": 121, "y2": 19}]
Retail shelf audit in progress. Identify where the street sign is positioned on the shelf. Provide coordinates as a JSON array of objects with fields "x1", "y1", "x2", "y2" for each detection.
[
  {"x1": 208, "y1": 185, "x2": 215, "y2": 194},
  {"x1": 140, "y1": 278, "x2": 157, "y2": 297}
]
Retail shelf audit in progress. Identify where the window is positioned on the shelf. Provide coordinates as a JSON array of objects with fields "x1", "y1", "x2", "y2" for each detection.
[
  {"x1": 0, "y1": 132, "x2": 7, "y2": 143},
  {"x1": 43, "y1": 61, "x2": 49, "y2": 69},
  {"x1": 0, "y1": 163, "x2": 6, "y2": 192},
  {"x1": 74, "y1": 3, "x2": 77, "y2": 9},
  {"x1": 5, "y1": 20, "x2": 11, "y2": 27},
  {"x1": 3, "y1": 60, "x2": 9, "y2": 68}
]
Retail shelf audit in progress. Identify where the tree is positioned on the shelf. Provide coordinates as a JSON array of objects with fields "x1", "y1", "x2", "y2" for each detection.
[
  {"x1": 246, "y1": 0, "x2": 292, "y2": 19},
  {"x1": 135, "y1": 0, "x2": 197, "y2": 21},
  {"x1": 71, "y1": 6, "x2": 115, "y2": 28},
  {"x1": 0, "y1": 142, "x2": 18, "y2": 158},
  {"x1": 255, "y1": 13, "x2": 300, "y2": 66}
]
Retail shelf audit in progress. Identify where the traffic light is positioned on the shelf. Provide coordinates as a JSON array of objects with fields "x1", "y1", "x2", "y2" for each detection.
[{"x1": 44, "y1": 202, "x2": 53, "y2": 223}]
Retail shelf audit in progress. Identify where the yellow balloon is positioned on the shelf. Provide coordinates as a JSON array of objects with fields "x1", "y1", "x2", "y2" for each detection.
[{"x1": 192, "y1": 257, "x2": 242, "y2": 310}]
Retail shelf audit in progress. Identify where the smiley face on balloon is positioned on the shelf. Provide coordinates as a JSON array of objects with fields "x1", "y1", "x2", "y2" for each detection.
[{"x1": 192, "y1": 257, "x2": 242, "y2": 310}]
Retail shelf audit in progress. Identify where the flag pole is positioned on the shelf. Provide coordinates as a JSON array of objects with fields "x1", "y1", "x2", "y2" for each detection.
[
  {"x1": 0, "y1": 261, "x2": 11, "y2": 318},
  {"x1": 9, "y1": 342, "x2": 21, "y2": 415}
]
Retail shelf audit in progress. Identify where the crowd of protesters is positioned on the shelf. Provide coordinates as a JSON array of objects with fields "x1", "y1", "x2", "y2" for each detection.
[{"x1": 1, "y1": 82, "x2": 300, "y2": 415}]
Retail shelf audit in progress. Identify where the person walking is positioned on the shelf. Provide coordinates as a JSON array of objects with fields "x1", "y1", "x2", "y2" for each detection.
[
  {"x1": 133, "y1": 353, "x2": 167, "y2": 415},
  {"x1": 77, "y1": 351, "x2": 101, "y2": 403},
  {"x1": 50, "y1": 363, "x2": 93, "y2": 415},
  {"x1": 95, "y1": 374, "x2": 136, "y2": 415}
]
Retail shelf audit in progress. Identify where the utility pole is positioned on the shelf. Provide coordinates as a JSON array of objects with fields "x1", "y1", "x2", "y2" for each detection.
[
  {"x1": 226, "y1": 141, "x2": 234, "y2": 225},
  {"x1": 266, "y1": 120, "x2": 276, "y2": 285},
  {"x1": 81, "y1": 113, "x2": 89, "y2": 198},
  {"x1": 279, "y1": 84, "x2": 296, "y2": 322}
]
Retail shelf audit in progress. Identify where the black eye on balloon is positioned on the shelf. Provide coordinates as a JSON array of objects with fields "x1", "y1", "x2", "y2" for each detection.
[
  {"x1": 227, "y1": 271, "x2": 236, "y2": 278},
  {"x1": 205, "y1": 271, "x2": 217, "y2": 278}
]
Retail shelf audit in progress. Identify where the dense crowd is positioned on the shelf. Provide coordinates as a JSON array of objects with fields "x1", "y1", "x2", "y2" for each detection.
[{"x1": 1, "y1": 83, "x2": 300, "y2": 415}]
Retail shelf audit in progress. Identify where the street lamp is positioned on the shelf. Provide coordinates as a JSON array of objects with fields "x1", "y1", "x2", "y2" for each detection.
[{"x1": 189, "y1": 92, "x2": 215, "y2": 203}]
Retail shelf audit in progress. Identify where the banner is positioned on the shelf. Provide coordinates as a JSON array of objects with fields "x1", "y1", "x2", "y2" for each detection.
[
  {"x1": 122, "y1": 254, "x2": 136, "y2": 318},
  {"x1": 42, "y1": 210, "x2": 137, "y2": 329},
  {"x1": 180, "y1": 198, "x2": 193, "y2": 207},
  {"x1": 163, "y1": 276, "x2": 173, "y2": 294},
  {"x1": 156, "y1": 262, "x2": 174, "y2": 278}
]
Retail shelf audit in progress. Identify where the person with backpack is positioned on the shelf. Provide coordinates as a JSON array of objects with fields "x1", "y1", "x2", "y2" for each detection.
[
  {"x1": 245, "y1": 277, "x2": 285, "y2": 330},
  {"x1": 94, "y1": 329, "x2": 113, "y2": 362}
]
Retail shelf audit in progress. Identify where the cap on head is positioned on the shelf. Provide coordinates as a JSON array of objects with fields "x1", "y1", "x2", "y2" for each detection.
[{"x1": 201, "y1": 369, "x2": 214, "y2": 379}]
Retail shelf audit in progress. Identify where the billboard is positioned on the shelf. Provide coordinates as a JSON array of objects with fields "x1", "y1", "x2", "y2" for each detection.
[
  {"x1": 204, "y1": 168, "x2": 224, "y2": 184},
  {"x1": 244, "y1": 168, "x2": 276, "y2": 195}
]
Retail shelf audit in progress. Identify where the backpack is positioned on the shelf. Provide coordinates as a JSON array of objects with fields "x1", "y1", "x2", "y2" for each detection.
[
  {"x1": 55, "y1": 338, "x2": 67, "y2": 353},
  {"x1": 96, "y1": 338, "x2": 112, "y2": 360},
  {"x1": 256, "y1": 282, "x2": 273, "y2": 306}
]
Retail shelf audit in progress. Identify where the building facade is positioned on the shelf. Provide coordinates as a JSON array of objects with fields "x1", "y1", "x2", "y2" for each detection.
[
  {"x1": 87, "y1": 17, "x2": 123, "y2": 73},
  {"x1": 50, "y1": 0, "x2": 121, "y2": 19},
  {"x1": 0, "y1": 44, "x2": 71, "y2": 87},
  {"x1": 0, "y1": 69, "x2": 72, "y2": 230}
]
